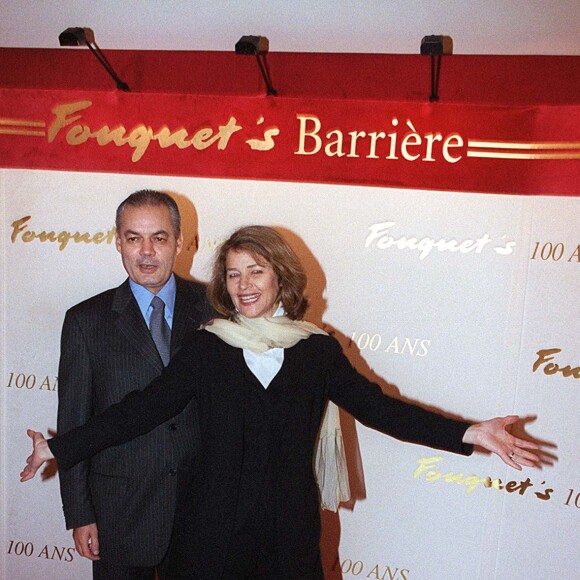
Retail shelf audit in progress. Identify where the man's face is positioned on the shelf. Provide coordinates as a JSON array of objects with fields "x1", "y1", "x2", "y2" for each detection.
[{"x1": 115, "y1": 203, "x2": 182, "y2": 293}]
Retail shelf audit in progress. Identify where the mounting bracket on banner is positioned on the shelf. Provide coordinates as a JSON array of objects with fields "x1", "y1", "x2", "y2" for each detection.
[
  {"x1": 59, "y1": 27, "x2": 131, "y2": 92},
  {"x1": 420, "y1": 35, "x2": 453, "y2": 102},
  {"x1": 235, "y1": 35, "x2": 277, "y2": 96}
]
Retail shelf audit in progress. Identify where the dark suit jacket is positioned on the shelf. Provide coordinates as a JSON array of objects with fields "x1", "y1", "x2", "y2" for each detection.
[
  {"x1": 56, "y1": 275, "x2": 213, "y2": 567},
  {"x1": 52, "y1": 332, "x2": 473, "y2": 578}
]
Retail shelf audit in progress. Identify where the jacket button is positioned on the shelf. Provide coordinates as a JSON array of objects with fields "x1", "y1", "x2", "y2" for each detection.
[
  {"x1": 169, "y1": 423, "x2": 177, "y2": 431},
  {"x1": 169, "y1": 468, "x2": 177, "y2": 476}
]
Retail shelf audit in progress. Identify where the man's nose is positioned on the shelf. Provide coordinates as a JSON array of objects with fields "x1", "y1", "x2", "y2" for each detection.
[{"x1": 140, "y1": 240, "x2": 155, "y2": 256}]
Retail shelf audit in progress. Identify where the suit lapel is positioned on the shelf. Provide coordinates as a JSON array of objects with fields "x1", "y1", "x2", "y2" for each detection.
[
  {"x1": 112, "y1": 280, "x2": 164, "y2": 372},
  {"x1": 171, "y1": 276, "x2": 204, "y2": 355}
]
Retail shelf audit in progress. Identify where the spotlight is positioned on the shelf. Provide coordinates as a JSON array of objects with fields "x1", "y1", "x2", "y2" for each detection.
[
  {"x1": 235, "y1": 35, "x2": 277, "y2": 96},
  {"x1": 58, "y1": 27, "x2": 130, "y2": 92},
  {"x1": 420, "y1": 35, "x2": 453, "y2": 102}
]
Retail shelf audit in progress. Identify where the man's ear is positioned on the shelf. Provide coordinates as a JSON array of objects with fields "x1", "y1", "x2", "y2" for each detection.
[{"x1": 175, "y1": 232, "x2": 184, "y2": 255}]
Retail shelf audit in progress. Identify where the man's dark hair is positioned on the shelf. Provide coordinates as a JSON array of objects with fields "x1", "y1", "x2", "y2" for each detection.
[{"x1": 116, "y1": 190, "x2": 181, "y2": 236}]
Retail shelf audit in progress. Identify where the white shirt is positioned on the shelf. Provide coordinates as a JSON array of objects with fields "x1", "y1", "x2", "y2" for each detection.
[{"x1": 242, "y1": 303, "x2": 284, "y2": 388}]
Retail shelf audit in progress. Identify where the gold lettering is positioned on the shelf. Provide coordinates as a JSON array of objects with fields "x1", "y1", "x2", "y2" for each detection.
[
  {"x1": 11, "y1": 216, "x2": 31, "y2": 242},
  {"x1": 154, "y1": 127, "x2": 191, "y2": 149},
  {"x1": 191, "y1": 118, "x2": 243, "y2": 151},
  {"x1": 295, "y1": 114, "x2": 322, "y2": 155},
  {"x1": 191, "y1": 127, "x2": 217, "y2": 150},
  {"x1": 94, "y1": 125, "x2": 126, "y2": 146},
  {"x1": 367, "y1": 132, "x2": 386, "y2": 159},
  {"x1": 10, "y1": 216, "x2": 116, "y2": 252},
  {"x1": 37, "y1": 230, "x2": 58, "y2": 243},
  {"x1": 533, "y1": 348, "x2": 579, "y2": 379},
  {"x1": 215, "y1": 117, "x2": 243, "y2": 150},
  {"x1": 568, "y1": 244, "x2": 580, "y2": 262},
  {"x1": 73, "y1": 232, "x2": 92, "y2": 244},
  {"x1": 57, "y1": 231, "x2": 73, "y2": 250},
  {"x1": 66, "y1": 124, "x2": 91, "y2": 145},
  {"x1": 347, "y1": 130, "x2": 367, "y2": 158},
  {"x1": 414, "y1": 457, "x2": 500, "y2": 494},
  {"x1": 325, "y1": 130, "x2": 345, "y2": 157},
  {"x1": 48, "y1": 101, "x2": 92, "y2": 143},
  {"x1": 423, "y1": 132, "x2": 443, "y2": 161},
  {"x1": 442, "y1": 133, "x2": 463, "y2": 163},
  {"x1": 39, "y1": 376, "x2": 57, "y2": 391},
  {"x1": 401, "y1": 121, "x2": 421, "y2": 161},
  {"x1": 126, "y1": 125, "x2": 153, "y2": 161},
  {"x1": 245, "y1": 127, "x2": 280, "y2": 151},
  {"x1": 190, "y1": 117, "x2": 242, "y2": 151},
  {"x1": 48, "y1": 101, "x2": 241, "y2": 162}
]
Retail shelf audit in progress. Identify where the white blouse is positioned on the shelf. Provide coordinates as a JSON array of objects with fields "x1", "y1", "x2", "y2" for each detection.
[{"x1": 242, "y1": 303, "x2": 284, "y2": 388}]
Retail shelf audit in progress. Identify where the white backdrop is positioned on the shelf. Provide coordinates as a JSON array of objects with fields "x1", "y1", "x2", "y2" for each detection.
[
  {"x1": 1, "y1": 169, "x2": 578, "y2": 579},
  {"x1": 2, "y1": 0, "x2": 579, "y2": 55}
]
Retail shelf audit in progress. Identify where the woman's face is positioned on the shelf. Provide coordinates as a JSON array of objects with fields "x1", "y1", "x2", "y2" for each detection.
[{"x1": 225, "y1": 249, "x2": 280, "y2": 318}]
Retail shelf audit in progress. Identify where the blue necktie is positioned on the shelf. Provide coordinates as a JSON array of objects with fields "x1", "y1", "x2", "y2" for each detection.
[{"x1": 150, "y1": 296, "x2": 171, "y2": 366}]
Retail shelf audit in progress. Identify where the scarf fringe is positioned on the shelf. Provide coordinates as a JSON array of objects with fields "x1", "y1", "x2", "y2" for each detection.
[{"x1": 315, "y1": 402, "x2": 351, "y2": 511}]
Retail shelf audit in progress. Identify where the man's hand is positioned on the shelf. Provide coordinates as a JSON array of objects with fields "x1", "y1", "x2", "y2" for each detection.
[
  {"x1": 73, "y1": 523, "x2": 101, "y2": 561},
  {"x1": 20, "y1": 429, "x2": 55, "y2": 482}
]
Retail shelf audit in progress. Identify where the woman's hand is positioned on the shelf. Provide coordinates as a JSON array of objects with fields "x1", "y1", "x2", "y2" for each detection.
[
  {"x1": 20, "y1": 429, "x2": 55, "y2": 482},
  {"x1": 462, "y1": 415, "x2": 540, "y2": 470}
]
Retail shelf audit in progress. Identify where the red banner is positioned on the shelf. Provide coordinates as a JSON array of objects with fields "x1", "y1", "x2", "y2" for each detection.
[{"x1": 1, "y1": 50, "x2": 579, "y2": 195}]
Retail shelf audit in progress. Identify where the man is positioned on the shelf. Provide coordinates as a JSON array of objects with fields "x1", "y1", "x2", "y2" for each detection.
[{"x1": 57, "y1": 190, "x2": 213, "y2": 579}]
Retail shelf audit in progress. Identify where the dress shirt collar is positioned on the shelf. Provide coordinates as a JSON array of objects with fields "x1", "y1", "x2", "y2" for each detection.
[{"x1": 129, "y1": 274, "x2": 177, "y2": 328}]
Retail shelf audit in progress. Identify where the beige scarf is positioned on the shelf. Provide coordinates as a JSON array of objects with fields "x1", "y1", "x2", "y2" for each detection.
[{"x1": 205, "y1": 314, "x2": 351, "y2": 511}]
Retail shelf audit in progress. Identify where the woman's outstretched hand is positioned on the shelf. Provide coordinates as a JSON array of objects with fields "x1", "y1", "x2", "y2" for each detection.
[
  {"x1": 20, "y1": 429, "x2": 55, "y2": 482},
  {"x1": 462, "y1": 415, "x2": 541, "y2": 470}
]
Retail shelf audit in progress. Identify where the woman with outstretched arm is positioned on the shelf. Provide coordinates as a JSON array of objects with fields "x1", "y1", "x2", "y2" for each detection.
[{"x1": 22, "y1": 225, "x2": 540, "y2": 580}]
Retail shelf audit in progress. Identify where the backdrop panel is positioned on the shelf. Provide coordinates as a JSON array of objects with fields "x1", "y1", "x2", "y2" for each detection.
[{"x1": 2, "y1": 170, "x2": 577, "y2": 579}]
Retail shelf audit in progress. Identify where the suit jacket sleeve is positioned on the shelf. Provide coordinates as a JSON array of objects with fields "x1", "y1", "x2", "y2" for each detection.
[
  {"x1": 324, "y1": 337, "x2": 473, "y2": 455},
  {"x1": 56, "y1": 310, "x2": 97, "y2": 529},
  {"x1": 49, "y1": 332, "x2": 209, "y2": 470}
]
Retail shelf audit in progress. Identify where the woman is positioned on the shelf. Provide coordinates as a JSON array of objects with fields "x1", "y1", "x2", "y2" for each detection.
[{"x1": 22, "y1": 225, "x2": 539, "y2": 580}]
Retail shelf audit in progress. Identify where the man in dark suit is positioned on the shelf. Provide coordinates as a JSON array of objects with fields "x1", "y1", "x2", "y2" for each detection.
[{"x1": 56, "y1": 189, "x2": 213, "y2": 579}]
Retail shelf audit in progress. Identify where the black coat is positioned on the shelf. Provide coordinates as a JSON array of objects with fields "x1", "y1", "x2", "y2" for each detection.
[
  {"x1": 51, "y1": 330, "x2": 472, "y2": 578},
  {"x1": 56, "y1": 276, "x2": 213, "y2": 566}
]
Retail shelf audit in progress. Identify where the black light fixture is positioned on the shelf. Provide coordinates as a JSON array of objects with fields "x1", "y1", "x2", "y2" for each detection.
[
  {"x1": 420, "y1": 35, "x2": 453, "y2": 102},
  {"x1": 235, "y1": 35, "x2": 277, "y2": 96},
  {"x1": 58, "y1": 27, "x2": 130, "y2": 92}
]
